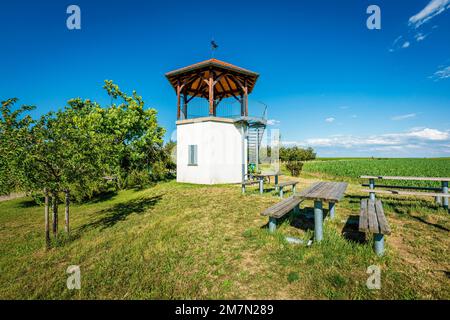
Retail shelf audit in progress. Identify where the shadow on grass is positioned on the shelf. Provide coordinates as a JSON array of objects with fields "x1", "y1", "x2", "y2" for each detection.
[
  {"x1": 289, "y1": 207, "x2": 315, "y2": 231},
  {"x1": 87, "y1": 190, "x2": 118, "y2": 204},
  {"x1": 16, "y1": 199, "x2": 38, "y2": 208},
  {"x1": 409, "y1": 215, "x2": 450, "y2": 232},
  {"x1": 341, "y1": 215, "x2": 367, "y2": 244},
  {"x1": 77, "y1": 194, "x2": 163, "y2": 233}
]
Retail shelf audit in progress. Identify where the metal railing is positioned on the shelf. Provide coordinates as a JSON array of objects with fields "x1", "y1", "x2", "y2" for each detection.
[{"x1": 180, "y1": 97, "x2": 267, "y2": 121}]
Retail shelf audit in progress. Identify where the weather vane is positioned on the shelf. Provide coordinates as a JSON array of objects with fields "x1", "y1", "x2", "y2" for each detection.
[{"x1": 210, "y1": 38, "x2": 218, "y2": 58}]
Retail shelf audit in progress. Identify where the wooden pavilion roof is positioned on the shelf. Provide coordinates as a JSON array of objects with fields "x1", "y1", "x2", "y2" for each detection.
[{"x1": 165, "y1": 58, "x2": 259, "y2": 99}]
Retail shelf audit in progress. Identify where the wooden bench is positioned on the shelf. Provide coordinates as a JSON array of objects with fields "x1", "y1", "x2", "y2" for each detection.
[
  {"x1": 360, "y1": 175, "x2": 450, "y2": 210},
  {"x1": 241, "y1": 180, "x2": 262, "y2": 194},
  {"x1": 277, "y1": 181, "x2": 298, "y2": 198},
  {"x1": 359, "y1": 199, "x2": 391, "y2": 256},
  {"x1": 261, "y1": 196, "x2": 303, "y2": 232}
]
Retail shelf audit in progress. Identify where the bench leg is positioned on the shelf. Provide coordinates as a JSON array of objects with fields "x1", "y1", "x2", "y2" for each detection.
[
  {"x1": 442, "y1": 181, "x2": 448, "y2": 210},
  {"x1": 293, "y1": 184, "x2": 296, "y2": 194},
  {"x1": 242, "y1": 185, "x2": 245, "y2": 195},
  {"x1": 435, "y1": 196, "x2": 442, "y2": 205},
  {"x1": 314, "y1": 200, "x2": 323, "y2": 243},
  {"x1": 329, "y1": 202, "x2": 335, "y2": 220},
  {"x1": 268, "y1": 217, "x2": 277, "y2": 233},
  {"x1": 369, "y1": 178, "x2": 375, "y2": 201},
  {"x1": 259, "y1": 180, "x2": 264, "y2": 195},
  {"x1": 374, "y1": 233, "x2": 384, "y2": 256},
  {"x1": 279, "y1": 187, "x2": 284, "y2": 199}
]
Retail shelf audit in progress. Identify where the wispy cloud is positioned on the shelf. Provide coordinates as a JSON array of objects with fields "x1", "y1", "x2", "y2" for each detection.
[
  {"x1": 389, "y1": 0, "x2": 450, "y2": 52},
  {"x1": 325, "y1": 117, "x2": 335, "y2": 123},
  {"x1": 339, "y1": 106, "x2": 350, "y2": 110},
  {"x1": 282, "y1": 128, "x2": 450, "y2": 156},
  {"x1": 409, "y1": 0, "x2": 450, "y2": 28},
  {"x1": 429, "y1": 65, "x2": 450, "y2": 80},
  {"x1": 391, "y1": 113, "x2": 416, "y2": 121}
]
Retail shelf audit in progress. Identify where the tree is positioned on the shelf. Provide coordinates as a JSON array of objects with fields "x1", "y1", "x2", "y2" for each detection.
[
  {"x1": 279, "y1": 146, "x2": 316, "y2": 177},
  {"x1": 100, "y1": 80, "x2": 166, "y2": 188},
  {"x1": 1, "y1": 81, "x2": 168, "y2": 246}
]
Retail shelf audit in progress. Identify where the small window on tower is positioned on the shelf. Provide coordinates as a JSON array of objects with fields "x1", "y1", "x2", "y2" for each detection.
[{"x1": 188, "y1": 145, "x2": 197, "y2": 166}]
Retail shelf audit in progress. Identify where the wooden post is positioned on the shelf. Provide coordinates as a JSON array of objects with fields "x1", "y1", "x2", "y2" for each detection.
[
  {"x1": 208, "y1": 72, "x2": 214, "y2": 116},
  {"x1": 244, "y1": 79, "x2": 248, "y2": 116},
  {"x1": 240, "y1": 93, "x2": 244, "y2": 116},
  {"x1": 44, "y1": 188, "x2": 50, "y2": 248},
  {"x1": 64, "y1": 189, "x2": 70, "y2": 235},
  {"x1": 369, "y1": 178, "x2": 375, "y2": 201},
  {"x1": 314, "y1": 200, "x2": 323, "y2": 243},
  {"x1": 52, "y1": 191, "x2": 58, "y2": 237},
  {"x1": 279, "y1": 187, "x2": 284, "y2": 199},
  {"x1": 176, "y1": 81, "x2": 181, "y2": 120},
  {"x1": 259, "y1": 179, "x2": 264, "y2": 194},
  {"x1": 182, "y1": 92, "x2": 188, "y2": 120}
]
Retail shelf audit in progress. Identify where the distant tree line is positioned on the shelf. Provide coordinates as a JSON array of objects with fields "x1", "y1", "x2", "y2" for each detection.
[{"x1": 0, "y1": 81, "x2": 175, "y2": 248}]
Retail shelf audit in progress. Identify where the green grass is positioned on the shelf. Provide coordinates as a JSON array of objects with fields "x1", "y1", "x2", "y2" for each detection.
[{"x1": 0, "y1": 178, "x2": 449, "y2": 299}]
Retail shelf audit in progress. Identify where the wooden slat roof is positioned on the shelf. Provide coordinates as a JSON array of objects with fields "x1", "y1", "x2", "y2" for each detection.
[{"x1": 165, "y1": 59, "x2": 259, "y2": 99}]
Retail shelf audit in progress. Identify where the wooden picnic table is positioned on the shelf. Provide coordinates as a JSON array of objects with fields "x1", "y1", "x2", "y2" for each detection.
[
  {"x1": 360, "y1": 175, "x2": 449, "y2": 210},
  {"x1": 296, "y1": 181, "x2": 348, "y2": 242},
  {"x1": 252, "y1": 172, "x2": 280, "y2": 194}
]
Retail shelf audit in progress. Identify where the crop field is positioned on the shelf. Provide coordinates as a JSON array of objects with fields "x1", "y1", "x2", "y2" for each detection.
[{"x1": 302, "y1": 158, "x2": 450, "y2": 188}]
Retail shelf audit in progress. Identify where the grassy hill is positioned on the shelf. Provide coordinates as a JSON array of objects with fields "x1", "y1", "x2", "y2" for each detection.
[{"x1": 1, "y1": 177, "x2": 449, "y2": 299}]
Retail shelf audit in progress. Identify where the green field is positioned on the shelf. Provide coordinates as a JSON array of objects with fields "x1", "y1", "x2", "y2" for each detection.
[
  {"x1": 303, "y1": 158, "x2": 450, "y2": 187},
  {"x1": 0, "y1": 174, "x2": 449, "y2": 299}
]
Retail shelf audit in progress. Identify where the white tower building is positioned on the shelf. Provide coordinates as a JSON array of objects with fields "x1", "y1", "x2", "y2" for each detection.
[{"x1": 166, "y1": 59, "x2": 266, "y2": 184}]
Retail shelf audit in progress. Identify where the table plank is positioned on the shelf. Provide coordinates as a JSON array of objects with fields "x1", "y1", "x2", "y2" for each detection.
[
  {"x1": 297, "y1": 182, "x2": 348, "y2": 202},
  {"x1": 367, "y1": 200, "x2": 379, "y2": 233},
  {"x1": 360, "y1": 176, "x2": 450, "y2": 182},
  {"x1": 375, "y1": 200, "x2": 391, "y2": 235}
]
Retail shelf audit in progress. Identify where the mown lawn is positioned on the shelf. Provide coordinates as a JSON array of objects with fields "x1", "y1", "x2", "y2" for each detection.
[{"x1": 0, "y1": 177, "x2": 449, "y2": 299}]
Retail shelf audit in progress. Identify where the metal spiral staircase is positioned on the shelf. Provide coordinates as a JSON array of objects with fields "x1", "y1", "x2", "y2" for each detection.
[{"x1": 247, "y1": 124, "x2": 266, "y2": 168}]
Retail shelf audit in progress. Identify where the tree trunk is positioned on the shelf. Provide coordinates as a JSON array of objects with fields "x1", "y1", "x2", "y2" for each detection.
[
  {"x1": 44, "y1": 188, "x2": 50, "y2": 249},
  {"x1": 64, "y1": 189, "x2": 70, "y2": 235},
  {"x1": 52, "y1": 191, "x2": 58, "y2": 237}
]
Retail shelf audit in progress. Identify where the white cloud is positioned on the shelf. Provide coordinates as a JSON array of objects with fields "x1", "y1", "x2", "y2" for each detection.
[
  {"x1": 325, "y1": 117, "x2": 335, "y2": 123},
  {"x1": 430, "y1": 65, "x2": 450, "y2": 80},
  {"x1": 267, "y1": 119, "x2": 280, "y2": 126},
  {"x1": 350, "y1": 114, "x2": 358, "y2": 119},
  {"x1": 402, "y1": 41, "x2": 410, "y2": 48},
  {"x1": 391, "y1": 113, "x2": 416, "y2": 121},
  {"x1": 406, "y1": 128, "x2": 449, "y2": 140},
  {"x1": 409, "y1": 0, "x2": 450, "y2": 28},
  {"x1": 415, "y1": 32, "x2": 427, "y2": 41},
  {"x1": 281, "y1": 128, "x2": 450, "y2": 156}
]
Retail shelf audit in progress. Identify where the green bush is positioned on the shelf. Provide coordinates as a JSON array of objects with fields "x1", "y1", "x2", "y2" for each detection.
[{"x1": 286, "y1": 161, "x2": 303, "y2": 177}]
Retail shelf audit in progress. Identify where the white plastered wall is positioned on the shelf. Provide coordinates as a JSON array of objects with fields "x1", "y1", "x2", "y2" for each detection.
[{"x1": 176, "y1": 117, "x2": 247, "y2": 184}]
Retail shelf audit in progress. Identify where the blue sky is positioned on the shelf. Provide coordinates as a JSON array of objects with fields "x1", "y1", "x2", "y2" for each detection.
[{"x1": 1, "y1": 0, "x2": 450, "y2": 157}]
